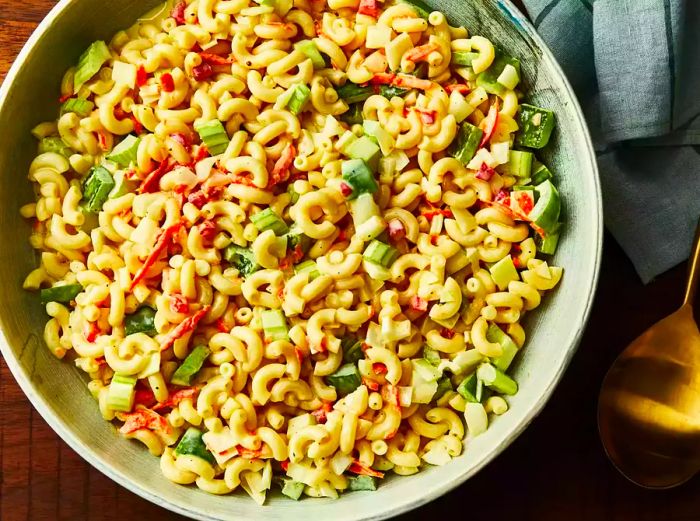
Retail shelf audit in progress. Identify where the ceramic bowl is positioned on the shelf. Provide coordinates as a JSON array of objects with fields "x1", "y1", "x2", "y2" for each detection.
[{"x1": 0, "y1": 0, "x2": 602, "y2": 519}]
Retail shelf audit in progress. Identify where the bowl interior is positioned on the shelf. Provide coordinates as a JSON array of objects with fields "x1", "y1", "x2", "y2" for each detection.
[{"x1": 0, "y1": 1, "x2": 601, "y2": 520}]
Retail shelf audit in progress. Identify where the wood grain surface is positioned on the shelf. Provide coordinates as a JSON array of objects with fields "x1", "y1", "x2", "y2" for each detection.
[{"x1": 2, "y1": 1, "x2": 699, "y2": 520}]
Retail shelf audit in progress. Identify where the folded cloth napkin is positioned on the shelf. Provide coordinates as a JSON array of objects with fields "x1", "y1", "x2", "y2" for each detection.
[{"x1": 521, "y1": 0, "x2": 700, "y2": 283}]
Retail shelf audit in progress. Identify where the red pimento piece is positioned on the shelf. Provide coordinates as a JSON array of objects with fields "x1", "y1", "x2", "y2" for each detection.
[
  {"x1": 133, "y1": 388, "x2": 157, "y2": 409},
  {"x1": 203, "y1": 39, "x2": 232, "y2": 56},
  {"x1": 215, "y1": 318, "x2": 229, "y2": 333},
  {"x1": 187, "y1": 190, "x2": 207, "y2": 209},
  {"x1": 479, "y1": 99, "x2": 500, "y2": 147},
  {"x1": 236, "y1": 446, "x2": 263, "y2": 459},
  {"x1": 348, "y1": 460, "x2": 384, "y2": 478},
  {"x1": 58, "y1": 93, "x2": 73, "y2": 103},
  {"x1": 198, "y1": 219, "x2": 217, "y2": 244},
  {"x1": 96, "y1": 130, "x2": 109, "y2": 151},
  {"x1": 119, "y1": 408, "x2": 171, "y2": 435},
  {"x1": 199, "y1": 52, "x2": 235, "y2": 65},
  {"x1": 362, "y1": 377, "x2": 380, "y2": 391},
  {"x1": 430, "y1": 234, "x2": 439, "y2": 246},
  {"x1": 269, "y1": 143, "x2": 296, "y2": 187},
  {"x1": 281, "y1": 460, "x2": 289, "y2": 472},
  {"x1": 191, "y1": 144, "x2": 210, "y2": 164},
  {"x1": 372, "y1": 363, "x2": 388, "y2": 375},
  {"x1": 84, "y1": 322, "x2": 100, "y2": 343},
  {"x1": 444, "y1": 83, "x2": 470, "y2": 95},
  {"x1": 514, "y1": 191, "x2": 534, "y2": 215},
  {"x1": 358, "y1": 0, "x2": 380, "y2": 17},
  {"x1": 476, "y1": 162, "x2": 496, "y2": 181},
  {"x1": 387, "y1": 219, "x2": 405, "y2": 241},
  {"x1": 136, "y1": 65, "x2": 148, "y2": 87},
  {"x1": 94, "y1": 356, "x2": 107, "y2": 366},
  {"x1": 441, "y1": 328, "x2": 456, "y2": 339},
  {"x1": 170, "y1": 132, "x2": 190, "y2": 149},
  {"x1": 160, "y1": 73, "x2": 175, "y2": 92},
  {"x1": 170, "y1": 1, "x2": 187, "y2": 25},
  {"x1": 416, "y1": 109, "x2": 437, "y2": 125},
  {"x1": 114, "y1": 106, "x2": 128, "y2": 120},
  {"x1": 159, "y1": 306, "x2": 211, "y2": 352},
  {"x1": 294, "y1": 347, "x2": 305, "y2": 365},
  {"x1": 152, "y1": 387, "x2": 199, "y2": 411},
  {"x1": 311, "y1": 402, "x2": 333, "y2": 424},
  {"x1": 409, "y1": 295, "x2": 428, "y2": 312},
  {"x1": 129, "y1": 220, "x2": 183, "y2": 290},
  {"x1": 192, "y1": 62, "x2": 214, "y2": 82},
  {"x1": 169, "y1": 293, "x2": 190, "y2": 314},
  {"x1": 138, "y1": 158, "x2": 173, "y2": 194},
  {"x1": 131, "y1": 114, "x2": 144, "y2": 134},
  {"x1": 339, "y1": 181, "x2": 353, "y2": 197}
]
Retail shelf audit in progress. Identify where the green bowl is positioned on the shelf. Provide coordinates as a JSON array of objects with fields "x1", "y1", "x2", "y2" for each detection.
[{"x1": 0, "y1": 1, "x2": 602, "y2": 519}]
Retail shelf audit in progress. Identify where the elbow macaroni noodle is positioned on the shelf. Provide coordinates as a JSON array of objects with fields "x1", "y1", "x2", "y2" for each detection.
[{"x1": 22, "y1": 0, "x2": 563, "y2": 504}]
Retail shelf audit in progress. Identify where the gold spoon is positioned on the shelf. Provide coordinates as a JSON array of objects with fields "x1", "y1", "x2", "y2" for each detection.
[{"x1": 598, "y1": 218, "x2": 700, "y2": 488}]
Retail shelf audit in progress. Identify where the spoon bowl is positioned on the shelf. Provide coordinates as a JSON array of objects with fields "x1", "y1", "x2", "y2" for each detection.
[{"x1": 598, "y1": 219, "x2": 700, "y2": 489}]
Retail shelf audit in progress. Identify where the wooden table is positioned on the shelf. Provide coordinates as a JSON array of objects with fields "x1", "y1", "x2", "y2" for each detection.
[{"x1": 1, "y1": 1, "x2": 698, "y2": 520}]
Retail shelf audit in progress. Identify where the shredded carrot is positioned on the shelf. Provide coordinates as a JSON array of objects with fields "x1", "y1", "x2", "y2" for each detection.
[
  {"x1": 215, "y1": 318, "x2": 229, "y2": 333},
  {"x1": 119, "y1": 408, "x2": 171, "y2": 435},
  {"x1": 269, "y1": 143, "x2": 296, "y2": 187},
  {"x1": 138, "y1": 158, "x2": 173, "y2": 193},
  {"x1": 83, "y1": 321, "x2": 101, "y2": 343},
  {"x1": 348, "y1": 460, "x2": 384, "y2": 478},
  {"x1": 445, "y1": 83, "x2": 470, "y2": 95},
  {"x1": 236, "y1": 445, "x2": 263, "y2": 459},
  {"x1": 358, "y1": 0, "x2": 380, "y2": 17},
  {"x1": 403, "y1": 42, "x2": 440, "y2": 63},
  {"x1": 362, "y1": 376, "x2": 380, "y2": 391},
  {"x1": 199, "y1": 52, "x2": 235, "y2": 65},
  {"x1": 152, "y1": 387, "x2": 200, "y2": 411},
  {"x1": 129, "y1": 220, "x2": 183, "y2": 291},
  {"x1": 159, "y1": 306, "x2": 211, "y2": 352}
]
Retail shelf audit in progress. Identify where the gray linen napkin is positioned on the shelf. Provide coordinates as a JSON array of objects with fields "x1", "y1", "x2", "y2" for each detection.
[{"x1": 521, "y1": 0, "x2": 700, "y2": 282}]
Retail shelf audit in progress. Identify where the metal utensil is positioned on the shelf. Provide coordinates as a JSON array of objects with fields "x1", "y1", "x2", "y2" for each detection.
[{"x1": 598, "y1": 218, "x2": 700, "y2": 489}]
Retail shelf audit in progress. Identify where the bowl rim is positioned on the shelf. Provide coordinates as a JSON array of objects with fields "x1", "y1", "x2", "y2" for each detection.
[{"x1": 0, "y1": 0, "x2": 603, "y2": 519}]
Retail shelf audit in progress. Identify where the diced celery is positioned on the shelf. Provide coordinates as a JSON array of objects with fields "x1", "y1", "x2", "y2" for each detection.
[
  {"x1": 194, "y1": 119, "x2": 229, "y2": 155},
  {"x1": 261, "y1": 309, "x2": 289, "y2": 341},
  {"x1": 285, "y1": 83, "x2": 311, "y2": 115},
  {"x1": 281, "y1": 479, "x2": 305, "y2": 500},
  {"x1": 347, "y1": 475, "x2": 378, "y2": 491},
  {"x1": 294, "y1": 40, "x2": 326, "y2": 69},
  {"x1": 363, "y1": 240, "x2": 398, "y2": 268},
  {"x1": 39, "y1": 137, "x2": 71, "y2": 157},
  {"x1": 489, "y1": 255, "x2": 519, "y2": 291},
  {"x1": 73, "y1": 40, "x2": 111, "y2": 92},
  {"x1": 60, "y1": 97, "x2": 94, "y2": 117},
  {"x1": 106, "y1": 135, "x2": 140, "y2": 167},
  {"x1": 107, "y1": 374, "x2": 137, "y2": 412},
  {"x1": 124, "y1": 306, "x2": 157, "y2": 336},
  {"x1": 251, "y1": 208, "x2": 288, "y2": 235}
]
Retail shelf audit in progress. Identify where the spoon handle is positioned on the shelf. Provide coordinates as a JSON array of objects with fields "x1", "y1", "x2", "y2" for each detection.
[{"x1": 682, "y1": 216, "x2": 700, "y2": 306}]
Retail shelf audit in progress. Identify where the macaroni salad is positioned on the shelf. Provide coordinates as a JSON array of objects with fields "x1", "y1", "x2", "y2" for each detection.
[{"x1": 22, "y1": 0, "x2": 563, "y2": 503}]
